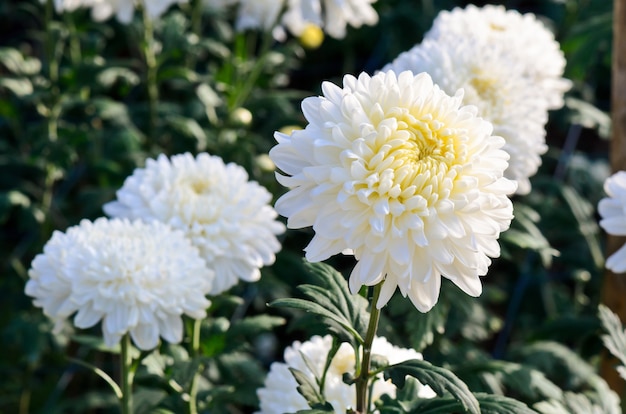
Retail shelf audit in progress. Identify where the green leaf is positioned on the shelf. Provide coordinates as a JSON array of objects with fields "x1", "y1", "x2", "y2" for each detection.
[
  {"x1": 71, "y1": 334, "x2": 140, "y2": 357},
  {"x1": 227, "y1": 315, "x2": 286, "y2": 339},
  {"x1": 165, "y1": 115, "x2": 208, "y2": 151},
  {"x1": 410, "y1": 393, "x2": 537, "y2": 414},
  {"x1": 270, "y1": 261, "x2": 368, "y2": 345},
  {"x1": 534, "y1": 391, "x2": 617, "y2": 414},
  {"x1": 383, "y1": 359, "x2": 480, "y2": 414},
  {"x1": 289, "y1": 367, "x2": 326, "y2": 407},
  {"x1": 598, "y1": 304, "x2": 626, "y2": 378},
  {"x1": 457, "y1": 360, "x2": 563, "y2": 402},
  {"x1": 502, "y1": 203, "x2": 559, "y2": 267},
  {"x1": 293, "y1": 409, "x2": 334, "y2": 414},
  {"x1": 272, "y1": 298, "x2": 363, "y2": 343},
  {"x1": 196, "y1": 83, "x2": 222, "y2": 124},
  {"x1": 0, "y1": 78, "x2": 33, "y2": 96},
  {"x1": 564, "y1": 97, "x2": 611, "y2": 139},
  {"x1": 96, "y1": 67, "x2": 140, "y2": 88},
  {"x1": 559, "y1": 185, "x2": 605, "y2": 269},
  {"x1": 133, "y1": 388, "x2": 167, "y2": 414},
  {"x1": 0, "y1": 47, "x2": 41, "y2": 75}
]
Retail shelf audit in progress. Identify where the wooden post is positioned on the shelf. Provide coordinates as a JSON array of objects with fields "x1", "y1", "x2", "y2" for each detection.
[{"x1": 601, "y1": 0, "x2": 626, "y2": 397}]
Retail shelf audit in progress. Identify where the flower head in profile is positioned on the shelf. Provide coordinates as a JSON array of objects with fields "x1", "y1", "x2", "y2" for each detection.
[
  {"x1": 599, "y1": 171, "x2": 626, "y2": 273},
  {"x1": 425, "y1": 4, "x2": 571, "y2": 110},
  {"x1": 104, "y1": 152, "x2": 285, "y2": 294},
  {"x1": 25, "y1": 218, "x2": 213, "y2": 350},
  {"x1": 382, "y1": 38, "x2": 548, "y2": 195},
  {"x1": 256, "y1": 335, "x2": 434, "y2": 413},
  {"x1": 270, "y1": 71, "x2": 515, "y2": 312}
]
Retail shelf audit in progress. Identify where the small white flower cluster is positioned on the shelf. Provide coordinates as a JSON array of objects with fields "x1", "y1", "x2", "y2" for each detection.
[
  {"x1": 383, "y1": 4, "x2": 571, "y2": 195},
  {"x1": 46, "y1": 0, "x2": 186, "y2": 23},
  {"x1": 26, "y1": 153, "x2": 284, "y2": 350},
  {"x1": 204, "y1": 0, "x2": 379, "y2": 40},
  {"x1": 256, "y1": 335, "x2": 435, "y2": 413}
]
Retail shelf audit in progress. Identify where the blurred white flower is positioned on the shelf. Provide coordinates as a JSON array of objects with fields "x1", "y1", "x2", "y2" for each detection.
[
  {"x1": 256, "y1": 335, "x2": 434, "y2": 413},
  {"x1": 25, "y1": 218, "x2": 213, "y2": 350},
  {"x1": 425, "y1": 4, "x2": 571, "y2": 110},
  {"x1": 270, "y1": 71, "x2": 515, "y2": 312},
  {"x1": 382, "y1": 37, "x2": 549, "y2": 195},
  {"x1": 281, "y1": 0, "x2": 378, "y2": 39},
  {"x1": 217, "y1": 0, "x2": 378, "y2": 40},
  {"x1": 234, "y1": 0, "x2": 285, "y2": 33},
  {"x1": 104, "y1": 153, "x2": 285, "y2": 294},
  {"x1": 599, "y1": 171, "x2": 626, "y2": 273},
  {"x1": 50, "y1": 0, "x2": 187, "y2": 23},
  {"x1": 47, "y1": 0, "x2": 90, "y2": 12}
]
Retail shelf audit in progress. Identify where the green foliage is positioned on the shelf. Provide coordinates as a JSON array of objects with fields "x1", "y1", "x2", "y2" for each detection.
[
  {"x1": 599, "y1": 304, "x2": 626, "y2": 380},
  {"x1": 383, "y1": 359, "x2": 480, "y2": 414},
  {"x1": 271, "y1": 261, "x2": 369, "y2": 345}
]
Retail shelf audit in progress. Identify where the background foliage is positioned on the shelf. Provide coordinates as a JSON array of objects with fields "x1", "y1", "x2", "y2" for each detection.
[{"x1": 0, "y1": 0, "x2": 617, "y2": 412}]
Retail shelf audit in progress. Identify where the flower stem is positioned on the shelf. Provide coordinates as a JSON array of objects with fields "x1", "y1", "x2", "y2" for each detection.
[
  {"x1": 120, "y1": 334, "x2": 134, "y2": 414},
  {"x1": 355, "y1": 282, "x2": 383, "y2": 414},
  {"x1": 229, "y1": 30, "x2": 273, "y2": 111},
  {"x1": 141, "y1": 7, "x2": 159, "y2": 144},
  {"x1": 186, "y1": 0, "x2": 202, "y2": 69},
  {"x1": 188, "y1": 318, "x2": 202, "y2": 414}
]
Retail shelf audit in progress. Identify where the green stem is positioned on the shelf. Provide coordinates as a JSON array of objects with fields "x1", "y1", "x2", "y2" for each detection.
[
  {"x1": 186, "y1": 0, "x2": 202, "y2": 69},
  {"x1": 188, "y1": 318, "x2": 202, "y2": 414},
  {"x1": 229, "y1": 30, "x2": 274, "y2": 111},
  {"x1": 142, "y1": 7, "x2": 159, "y2": 143},
  {"x1": 44, "y1": 0, "x2": 59, "y2": 143},
  {"x1": 355, "y1": 283, "x2": 383, "y2": 414},
  {"x1": 68, "y1": 357, "x2": 123, "y2": 400},
  {"x1": 120, "y1": 334, "x2": 134, "y2": 414}
]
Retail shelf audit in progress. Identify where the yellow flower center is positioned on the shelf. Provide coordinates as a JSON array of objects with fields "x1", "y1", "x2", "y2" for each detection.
[
  {"x1": 190, "y1": 179, "x2": 211, "y2": 194},
  {"x1": 349, "y1": 106, "x2": 465, "y2": 222}
]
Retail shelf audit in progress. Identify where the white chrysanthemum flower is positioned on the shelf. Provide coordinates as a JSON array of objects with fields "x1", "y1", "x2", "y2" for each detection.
[
  {"x1": 425, "y1": 4, "x2": 571, "y2": 110},
  {"x1": 80, "y1": 0, "x2": 186, "y2": 23},
  {"x1": 25, "y1": 218, "x2": 213, "y2": 350},
  {"x1": 256, "y1": 335, "x2": 435, "y2": 413},
  {"x1": 382, "y1": 38, "x2": 549, "y2": 195},
  {"x1": 270, "y1": 71, "x2": 516, "y2": 312},
  {"x1": 599, "y1": 171, "x2": 626, "y2": 273},
  {"x1": 104, "y1": 152, "x2": 285, "y2": 294}
]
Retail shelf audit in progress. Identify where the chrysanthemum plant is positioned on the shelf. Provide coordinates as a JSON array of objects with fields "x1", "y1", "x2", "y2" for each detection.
[{"x1": 12, "y1": 0, "x2": 622, "y2": 412}]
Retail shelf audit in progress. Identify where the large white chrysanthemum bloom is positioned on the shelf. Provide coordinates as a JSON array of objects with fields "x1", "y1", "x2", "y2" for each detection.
[
  {"x1": 104, "y1": 152, "x2": 285, "y2": 294},
  {"x1": 25, "y1": 218, "x2": 213, "y2": 350},
  {"x1": 256, "y1": 335, "x2": 435, "y2": 413},
  {"x1": 382, "y1": 38, "x2": 549, "y2": 195},
  {"x1": 425, "y1": 4, "x2": 571, "y2": 110},
  {"x1": 270, "y1": 71, "x2": 516, "y2": 312},
  {"x1": 599, "y1": 171, "x2": 626, "y2": 273}
]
